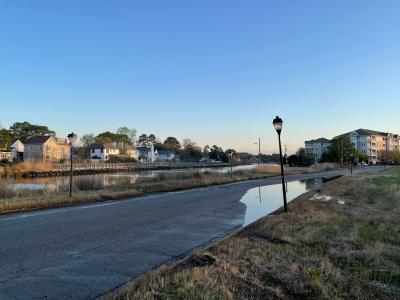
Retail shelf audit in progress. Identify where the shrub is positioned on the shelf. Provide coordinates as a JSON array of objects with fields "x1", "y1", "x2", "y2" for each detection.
[{"x1": 74, "y1": 176, "x2": 104, "y2": 191}]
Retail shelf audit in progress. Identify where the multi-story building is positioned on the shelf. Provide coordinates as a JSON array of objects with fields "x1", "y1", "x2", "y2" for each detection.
[
  {"x1": 346, "y1": 129, "x2": 400, "y2": 164},
  {"x1": 24, "y1": 136, "x2": 70, "y2": 161},
  {"x1": 304, "y1": 138, "x2": 331, "y2": 161}
]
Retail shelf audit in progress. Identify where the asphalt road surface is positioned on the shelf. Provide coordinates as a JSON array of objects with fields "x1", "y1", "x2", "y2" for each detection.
[{"x1": 0, "y1": 168, "x2": 380, "y2": 299}]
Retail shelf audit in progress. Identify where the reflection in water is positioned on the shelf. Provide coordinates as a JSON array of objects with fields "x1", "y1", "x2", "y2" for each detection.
[{"x1": 240, "y1": 181, "x2": 313, "y2": 227}]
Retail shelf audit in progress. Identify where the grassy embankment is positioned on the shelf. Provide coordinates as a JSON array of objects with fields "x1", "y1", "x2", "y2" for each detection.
[
  {"x1": 107, "y1": 167, "x2": 400, "y2": 300},
  {"x1": 0, "y1": 164, "x2": 335, "y2": 214},
  {"x1": 0, "y1": 160, "x2": 55, "y2": 177}
]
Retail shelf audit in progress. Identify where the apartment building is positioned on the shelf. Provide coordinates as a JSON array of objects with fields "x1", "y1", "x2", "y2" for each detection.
[
  {"x1": 304, "y1": 138, "x2": 331, "y2": 161},
  {"x1": 347, "y1": 129, "x2": 400, "y2": 164}
]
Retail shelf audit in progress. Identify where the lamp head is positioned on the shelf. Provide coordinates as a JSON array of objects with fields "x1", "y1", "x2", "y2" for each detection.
[
  {"x1": 272, "y1": 116, "x2": 283, "y2": 134},
  {"x1": 67, "y1": 132, "x2": 78, "y2": 145}
]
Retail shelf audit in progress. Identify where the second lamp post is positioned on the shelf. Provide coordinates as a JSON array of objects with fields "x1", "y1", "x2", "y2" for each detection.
[
  {"x1": 273, "y1": 116, "x2": 288, "y2": 212},
  {"x1": 67, "y1": 132, "x2": 78, "y2": 198}
]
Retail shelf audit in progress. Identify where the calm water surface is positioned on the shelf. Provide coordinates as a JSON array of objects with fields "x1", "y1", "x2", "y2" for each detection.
[
  {"x1": 3, "y1": 164, "x2": 264, "y2": 191},
  {"x1": 240, "y1": 180, "x2": 314, "y2": 226}
]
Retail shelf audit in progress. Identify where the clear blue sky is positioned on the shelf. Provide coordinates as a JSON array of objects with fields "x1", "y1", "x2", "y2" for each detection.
[{"x1": 1, "y1": 0, "x2": 399, "y2": 154}]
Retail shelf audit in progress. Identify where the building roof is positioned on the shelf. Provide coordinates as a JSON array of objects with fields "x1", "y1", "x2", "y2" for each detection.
[
  {"x1": 89, "y1": 143, "x2": 117, "y2": 150},
  {"x1": 55, "y1": 137, "x2": 68, "y2": 145},
  {"x1": 25, "y1": 136, "x2": 53, "y2": 145},
  {"x1": 350, "y1": 129, "x2": 388, "y2": 136},
  {"x1": 305, "y1": 138, "x2": 330, "y2": 144},
  {"x1": 137, "y1": 146, "x2": 151, "y2": 152},
  {"x1": 125, "y1": 145, "x2": 136, "y2": 151},
  {"x1": 158, "y1": 150, "x2": 174, "y2": 155}
]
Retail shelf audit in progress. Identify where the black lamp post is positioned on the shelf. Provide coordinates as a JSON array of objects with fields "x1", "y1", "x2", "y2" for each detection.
[
  {"x1": 67, "y1": 132, "x2": 78, "y2": 197},
  {"x1": 350, "y1": 153, "x2": 353, "y2": 174},
  {"x1": 228, "y1": 151, "x2": 233, "y2": 179},
  {"x1": 273, "y1": 116, "x2": 288, "y2": 212}
]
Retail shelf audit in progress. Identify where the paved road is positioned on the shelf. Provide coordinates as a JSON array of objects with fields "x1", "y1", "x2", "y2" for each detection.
[{"x1": 0, "y1": 168, "x2": 376, "y2": 299}]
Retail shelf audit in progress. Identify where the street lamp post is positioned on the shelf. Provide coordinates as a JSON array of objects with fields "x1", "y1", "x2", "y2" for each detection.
[
  {"x1": 273, "y1": 116, "x2": 288, "y2": 212},
  {"x1": 228, "y1": 151, "x2": 233, "y2": 179},
  {"x1": 67, "y1": 132, "x2": 78, "y2": 198}
]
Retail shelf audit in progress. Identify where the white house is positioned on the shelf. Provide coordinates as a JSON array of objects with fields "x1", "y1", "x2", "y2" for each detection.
[
  {"x1": 88, "y1": 143, "x2": 120, "y2": 161},
  {"x1": 11, "y1": 140, "x2": 24, "y2": 160},
  {"x1": 137, "y1": 145, "x2": 157, "y2": 162},
  {"x1": 156, "y1": 150, "x2": 175, "y2": 161}
]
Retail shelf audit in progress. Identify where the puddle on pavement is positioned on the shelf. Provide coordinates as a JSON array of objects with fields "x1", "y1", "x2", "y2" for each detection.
[{"x1": 240, "y1": 178, "x2": 329, "y2": 227}]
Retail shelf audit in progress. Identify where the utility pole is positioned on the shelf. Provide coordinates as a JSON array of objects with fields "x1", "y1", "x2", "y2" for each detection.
[
  {"x1": 258, "y1": 137, "x2": 261, "y2": 167},
  {"x1": 341, "y1": 138, "x2": 344, "y2": 167},
  {"x1": 385, "y1": 137, "x2": 388, "y2": 170},
  {"x1": 284, "y1": 145, "x2": 288, "y2": 172}
]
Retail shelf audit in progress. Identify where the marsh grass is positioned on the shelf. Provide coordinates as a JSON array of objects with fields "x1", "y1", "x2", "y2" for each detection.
[
  {"x1": 74, "y1": 176, "x2": 105, "y2": 191},
  {"x1": 1, "y1": 160, "x2": 55, "y2": 177},
  {"x1": 107, "y1": 167, "x2": 400, "y2": 300}
]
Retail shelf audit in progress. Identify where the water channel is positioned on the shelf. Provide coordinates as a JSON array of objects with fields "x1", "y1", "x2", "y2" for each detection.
[{"x1": 2, "y1": 164, "x2": 266, "y2": 191}]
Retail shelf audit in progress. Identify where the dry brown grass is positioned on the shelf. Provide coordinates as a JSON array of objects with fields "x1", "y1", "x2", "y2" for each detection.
[
  {"x1": 134, "y1": 170, "x2": 278, "y2": 194},
  {"x1": 107, "y1": 168, "x2": 400, "y2": 300},
  {"x1": 0, "y1": 189, "x2": 141, "y2": 214},
  {"x1": 2, "y1": 160, "x2": 56, "y2": 177},
  {"x1": 256, "y1": 163, "x2": 337, "y2": 175}
]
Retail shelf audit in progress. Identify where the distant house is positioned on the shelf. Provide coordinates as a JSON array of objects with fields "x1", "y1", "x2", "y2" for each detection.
[
  {"x1": 0, "y1": 151, "x2": 13, "y2": 162},
  {"x1": 24, "y1": 136, "x2": 70, "y2": 161},
  {"x1": 199, "y1": 156, "x2": 216, "y2": 163},
  {"x1": 88, "y1": 143, "x2": 120, "y2": 161},
  {"x1": 125, "y1": 145, "x2": 138, "y2": 160},
  {"x1": 304, "y1": 138, "x2": 331, "y2": 161},
  {"x1": 11, "y1": 140, "x2": 24, "y2": 161},
  {"x1": 156, "y1": 150, "x2": 175, "y2": 161},
  {"x1": 137, "y1": 145, "x2": 157, "y2": 162}
]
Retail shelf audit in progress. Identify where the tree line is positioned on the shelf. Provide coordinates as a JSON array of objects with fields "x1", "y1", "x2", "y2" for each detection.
[{"x1": 1, "y1": 121, "x2": 267, "y2": 163}]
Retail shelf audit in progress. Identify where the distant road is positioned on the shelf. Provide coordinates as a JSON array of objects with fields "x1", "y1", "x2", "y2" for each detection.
[{"x1": 0, "y1": 167, "x2": 383, "y2": 299}]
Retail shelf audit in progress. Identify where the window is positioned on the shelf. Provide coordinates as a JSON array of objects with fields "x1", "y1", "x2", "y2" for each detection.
[
  {"x1": 92, "y1": 149, "x2": 95, "y2": 153},
  {"x1": 101, "y1": 149, "x2": 103, "y2": 153}
]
